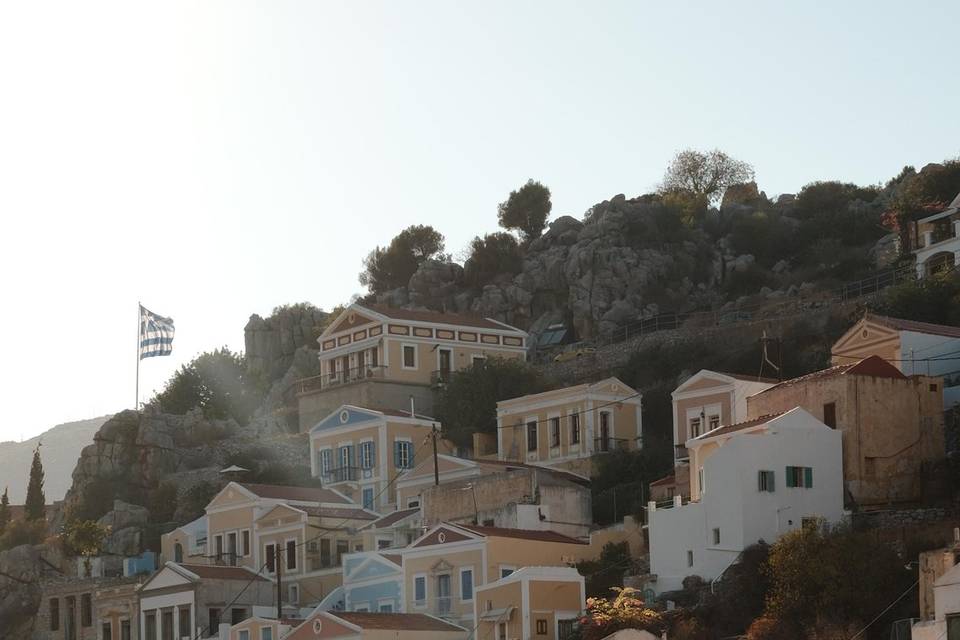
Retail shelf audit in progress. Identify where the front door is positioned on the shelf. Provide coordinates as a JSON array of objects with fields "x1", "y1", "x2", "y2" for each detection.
[
  {"x1": 436, "y1": 574, "x2": 451, "y2": 614},
  {"x1": 439, "y1": 349, "x2": 452, "y2": 379}
]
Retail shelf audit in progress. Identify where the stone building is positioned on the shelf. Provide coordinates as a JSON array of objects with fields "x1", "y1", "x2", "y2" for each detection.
[
  {"x1": 35, "y1": 576, "x2": 141, "y2": 640},
  {"x1": 746, "y1": 355, "x2": 945, "y2": 507}
]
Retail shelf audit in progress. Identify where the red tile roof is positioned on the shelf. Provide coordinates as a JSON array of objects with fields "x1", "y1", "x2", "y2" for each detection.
[
  {"x1": 240, "y1": 483, "x2": 349, "y2": 504},
  {"x1": 867, "y1": 314, "x2": 960, "y2": 339},
  {"x1": 361, "y1": 303, "x2": 521, "y2": 332},
  {"x1": 301, "y1": 505, "x2": 377, "y2": 520},
  {"x1": 455, "y1": 523, "x2": 588, "y2": 545},
  {"x1": 649, "y1": 473, "x2": 676, "y2": 488},
  {"x1": 718, "y1": 371, "x2": 780, "y2": 384},
  {"x1": 367, "y1": 508, "x2": 420, "y2": 529},
  {"x1": 331, "y1": 611, "x2": 464, "y2": 631},
  {"x1": 381, "y1": 553, "x2": 402, "y2": 566},
  {"x1": 756, "y1": 355, "x2": 906, "y2": 395},
  {"x1": 178, "y1": 564, "x2": 269, "y2": 582}
]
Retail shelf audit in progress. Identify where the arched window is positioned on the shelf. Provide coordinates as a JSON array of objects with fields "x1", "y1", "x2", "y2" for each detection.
[{"x1": 174, "y1": 543, "x2": 183, "y2": 564}]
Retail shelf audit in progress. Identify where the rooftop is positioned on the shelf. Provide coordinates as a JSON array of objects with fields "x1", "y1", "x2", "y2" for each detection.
[
  {"x1": 178, "y1": 564, "x2": 269, "y2": 582},
  {"x1": 865, "y1": 313, "x2": 960, "y2": 339},
  {"x1": 755, "y1": 355, "x2": 907, "y2": 394},
  {"x1": 239, "y1": 482, "x2": 350, "y2": 504},
  {"x1": 366, "y1": 507, "x2": 420, "y2": 529},
  {"x1": 717, "y1": 371, "x2": 780, "y2": 384},
  {"x1": 360, "y1": 303, "x2": 522, "y2": 332},
  {"x1": 690, "y1": 413, "x2": 784, "y2": 442},
  {"x1": 455, "y1": 523, "x2": 588, "y2": 545},
  {"x1": 300, "y1": 505, "x2": 377, "y2": 521},
  {"x1": 331, "y1": 611, "x2": 465, "y2": 631}
]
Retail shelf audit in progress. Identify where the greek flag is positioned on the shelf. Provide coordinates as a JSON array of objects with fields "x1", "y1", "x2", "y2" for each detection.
[{"x1": 139, "y1": 305, "x2": 175, "y2": 360}]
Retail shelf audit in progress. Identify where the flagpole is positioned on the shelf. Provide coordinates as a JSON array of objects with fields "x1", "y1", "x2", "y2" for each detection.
[{"x1": 135, "y1": 301, "x2": 140, "y2": 411}]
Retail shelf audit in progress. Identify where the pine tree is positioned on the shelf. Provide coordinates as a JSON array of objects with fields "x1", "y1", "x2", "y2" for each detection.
[
  {"x1": 0, "y1": 487, "x2": 9, "y2": 534},
  {"x1": 25, "y1": 445, "x2": 45, "y2": 521}
]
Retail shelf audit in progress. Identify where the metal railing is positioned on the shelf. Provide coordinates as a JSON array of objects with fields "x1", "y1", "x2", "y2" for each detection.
[
  {"x1": 323, "y1": 466, "x2": 360, "y2": 483},
  {"x1": 295, "y1": 365, "x2": 387, "y2": 394},
  {"x1": 594, "y1": 437, "x2": 630, "y2": 453},
  {"x1": 212, "y1": 552, "x2": 240, "y2": 567}
]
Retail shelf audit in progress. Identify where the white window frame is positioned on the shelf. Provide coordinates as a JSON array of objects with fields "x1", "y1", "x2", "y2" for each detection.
[
  {"x1": 359, "y1": 440, "x2": 375, "y2": 469},
  {"x1": 288, "y1": 584, "x2": 299, "y2": 604},
  {"x1": 459, "y1": 566, "x2": 475, "y2": 603},
  {"x1": 261, "y1": 626, "x2": 274, "y2": 640},
  {"x1": 525, "y1": 418, "x2": 538, "y2": 454},
  {"x1": 319, "y1": 448, "x2": 333, "y2": 475},
  {"x1": 413, "y1": 573, "x2": 427, "y2": 608},
  {"x1": 401, "y1": 343, "x2": 418, "y2": 370},
  {"x1": 406, "y1": 496, "x2": 420, "y2": 508},
  {"x1": 569, "y1": 411, "x2": 581, "y2": 447},
  {"x1": 377, "y1": 599, "x2": 394, "y2": 613},
  {"x1": 548, "y1": 413, "x2": 562, "y2": 451},
  {"x1": 471, "y1": 354, "x2": 486, "y2": 366},
  {"x1": 395, "y1": 438, "x2": 413, "y2": 469}
]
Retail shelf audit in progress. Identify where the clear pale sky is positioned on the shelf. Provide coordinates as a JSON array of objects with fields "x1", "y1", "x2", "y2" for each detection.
[{"x1": 1, "y1": 1, "x2": 958, "y2": 441}]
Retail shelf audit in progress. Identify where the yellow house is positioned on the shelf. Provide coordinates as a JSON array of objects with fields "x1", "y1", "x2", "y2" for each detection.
[
  {"x1": 473, "y1": 567, "x2": 585, "y2": 640},
  {"x1": 309, "y1": 405, "x2": 455, "y2": 512},
  {"x1": 296, "y1": 303, "x2": 528, "y2": 432},
  {"x1": 228, "y1": 615, "x2": 296, "y2": 640},
  {"x1": 493, "y1": 378, "x2": 642, "y2": 476},
  {"x1": 401, "y1": 522, "x2": 591, "y2": 629},
  {"x1": 283, "y1": 610, "x2": 468, "y2": 640}
]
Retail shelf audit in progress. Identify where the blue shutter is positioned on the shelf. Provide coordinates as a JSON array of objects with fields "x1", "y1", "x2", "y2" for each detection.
[
  {"x1": 407, "y1": 442, "x2": 415, "y2": 469},
  {"x1": 768, "y1": 471, "x2": 775, "y2": 492},
  {"x1": 368, "y1": 442, "x2": 376, "y2": 468},
  {"x1": 785, "y1": 466, "x2": 794, "y2": 488},
  {"x1": 347, "y1": 445, "x2": 355, "y2": 468},
  {"x1": 394, "y1": 442, "x2": 401, "y2": 468}
]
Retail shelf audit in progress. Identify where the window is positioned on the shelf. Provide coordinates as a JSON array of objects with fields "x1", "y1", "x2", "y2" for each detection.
[
  {"x1": 822, "y1": 402, "x2": 837, "y2": 428},
  {"x1": 394, "y1": 440, "x2": 413, "y2": 469},
  {"x1": 947, "y1": 613, "x2": 960, "y2": 640},
  {"x1": 712, "y1": 528, "x2": 721, "y2": 545},
  {"x1": 414, "y1": 575, "x2": 427, "y2": 604},
  {"x1": 179, "y1": 607, "x2": 191, "y2": 638},
  {"x1": 527, "y1": 421, "x2": 538, "y2": 452},
  {"x1": 559, "y1": 619, "x2": 577, "y2": 640},
  {"x1": 336, "y1": 540, "x2": 349, "y2": 566},
  {"x1": 320, "y1": 449, "x2": 332, "y2": 475},
  {"x1": 286, "y1": 584, "x2": 299, "y2": 605},
  {"x1": 238, "y1": 630, "x2": 250, "y2": 640},
  {"x1": 174, "y1": 542, "x2": 183, "y2": 563},
  {"x1": 262, "y1": 628, "x2": 274, "y2": 640},
  {"x1": 460, "y1": 567, "x2": 474, "y2": 601},
  {"x1": 687, "y1": 550, "x2": 694, "y2": 567},
  {"x1": 377, "y1": 539, "x2": 391, "y2": 550},
  {"x1": 145, "y1": 612, "x2": 156, "y2": 640},
  {"x1": 81, "y1": 593, "x2": 92, "y2": 627},
  {"x1": 286, "y1": 539, "x2": 297, "y2": 570},
  {"x1": 550, "y1": 417, "x2": 561, "y2": 447},
  {"x1": 265, "y1": 544, "x2": 276, "y2": 573},
  {"x1": 536, "y1": 619, "x2": 549, "y2": 635},
  {"x1": 102, "y1": 622, "x2": 111, "y2": 640},
  {"x1": 215, "y1": 534, "x2": 223, "y2": 560},
  {"x1": 758, "y1": 470, "x2": 775, "y2": 492},
  {"x1": 228, "y1": 532, "x2": 238, "y2": 563},
  {"x1": 570, "y1": 413, "x2": 580, "y2": 444},
  {"x1": 407, "y1": 497, "x2": 420, "y2": 508},
  {"x1": 930, "y1": 383, "x2": 939, "y2": 392},
  {"x1": 379, "y1": 603, "x2": 393, "y2": 612},
  {"x1": 402, "y1": 344, "x2": 417, "y2": 368},
  {"x1": 339, "y1": 445, "x2": 353, "y2": 470},
  {"x1": 708, "y1": 415, "x2": 720, "y2": 431},
  {"x1": 698, "y1": 467, "x2": 705, "y2": 496},
  {"x1": 209, "y1": 609, "x2": 221, "y2": 632},
  {"x1": 786, "y1": 466, "x2": 813, "y2": 488},
  {"x1": 241, "y1": 530, "x2": 251, "y2": 556},
  {"x1": 50, "y1": 598, "x2": 59, "y2": 631},
  {"x1": 359, "y1": 441, "x2": 375, "y2": 469},
  {"x1": 121, "y1": 620, "x2": 131, "y2": 640},
  {"x1": 362, "y1": 487, "x2": 374, "y2": 510},
  {"x1": 471, "y1": 355, "x2": 485, "y2": 366},
  {"x1": 689, "y1": 417, "x2": 701, "y2": 438},
  {"x1": 320, "y1": 539, "x2": 331, "y2": 567},
  {"x1": 498, "y1": 622, "x2": 507, "y2": 640},
  {"x1": 231, "y1": 608, "x2": 246, "y2": 624}
]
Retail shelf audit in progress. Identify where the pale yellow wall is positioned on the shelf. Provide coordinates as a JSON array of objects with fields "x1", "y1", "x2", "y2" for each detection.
[
  {"x1": 529, "y1": 580, "x2": 580, "y2": 611},
  {"x1": 160, "y1": 529, "x2": 199, "y2": 565},
  {"x1": 475, "y1": 581, "x2": 523, "y2": 640},
  {"x1": 688, "y1": 440, "x2": 721, "y2": 501},
  {"x1": 208, "y1": 505, "x2": 256, "y2": 569},
  {"x1": 673, "y1": 390, "x2": 732, "y2": 448},
  {"x1": 587, "y1": 517, "x2": 645, "y2": 560},
  {"x1": 483, "y1": 537, "x2": 591, "y2": 578},
  {"x1": 382, "y1": 337, "x2": 522, "y2": 386},
  {"x1": 403, "y1": 547, "x2": 484, "y2": 619},
  {"x1": 230, "y1": 618, "x2": 283, "y2": 640},
  {"x1": 294, "y1": 571, "x2": 345, "y2": 604},
  {"x1": 362, "y1": 628, "x2": 468, "y2": 640}
]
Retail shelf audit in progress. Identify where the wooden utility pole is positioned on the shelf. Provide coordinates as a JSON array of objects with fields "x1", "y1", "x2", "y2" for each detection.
[
  {"x1": 431, "y1": 424, "x2": 440, "y2": 486},
  {"x1": 276, "y1": 546, "x2": 283, "y2": 621}
]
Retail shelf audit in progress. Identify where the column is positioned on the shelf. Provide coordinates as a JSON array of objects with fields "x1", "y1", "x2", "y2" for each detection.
[{"x1": 173, "y1": 605, "x2": 179, "y2": 640}]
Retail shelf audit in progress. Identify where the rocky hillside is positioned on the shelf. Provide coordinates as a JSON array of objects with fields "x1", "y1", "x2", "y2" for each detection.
[{"x1": 0, "y1": 415, "x2": 111, "y2": 503}]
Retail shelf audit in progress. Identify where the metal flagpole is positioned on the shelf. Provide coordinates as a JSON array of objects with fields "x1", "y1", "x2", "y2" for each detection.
[{"x1": 135, "y1": 301, "x2": 141, "y2": 411}]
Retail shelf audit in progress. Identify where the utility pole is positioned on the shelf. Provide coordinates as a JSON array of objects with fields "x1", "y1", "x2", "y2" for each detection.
[
  {"x1": 431, "y1": 423, "x2": 440, "y2": 486},
  {"x1": 276, "y1": 546, "x2": 283, "y2": 621}
]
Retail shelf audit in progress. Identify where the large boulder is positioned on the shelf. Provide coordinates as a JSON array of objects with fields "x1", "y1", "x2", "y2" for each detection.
[{"x1": 98, "y1": 500, "x2": 149, "y2": 532}]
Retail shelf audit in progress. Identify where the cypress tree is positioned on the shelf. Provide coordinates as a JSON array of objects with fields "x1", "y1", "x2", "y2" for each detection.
[
  {"x1": 0, "y1": 487, "x2": 9, "y2": 534},
  {"x1": 25, "y1": 445, "x2": 45, "y2": 521}
]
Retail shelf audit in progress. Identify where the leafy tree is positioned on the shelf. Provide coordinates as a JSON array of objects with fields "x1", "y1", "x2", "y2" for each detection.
[
  {"x1": 434, "y1": 358, "x2": 546, "y2": 449},
  {"x1": 147, "y1": 482, "x2": 179, "y2": 524},
  {"x1": 497, "y1": 179, "x2": 552, "y2": 243},
  {"x1": 151, "y1": 348, "x2": 263, "y2": 424},
  {"x1": 0, "y1": 518, "x2": 46, "y2": 552},
  {"x1": 591, "y1": 450, "x2": 672, "y2": 525},
  {"x1": 463, "y1": 232, "x2": 523, "y2": 286},
  {"x1": 876, "y1": 270, "x2": 960, "y2": 326},
  {"x1": 576, "y1": 541, "x2": 635, "y2": 597},
  {"x1": 25, "y1": 445, "x2": 45, "y2": 521},
  {"x1": 793, "y1": 181, "x2": 883, "y2": 247},
  {"x1": 578, "y1": 587, "x2": 665, "y2": 640},
  {"x1": 61, "y1": 519, "x2": 110, "y2": 577},
  {"x1": 659, "y1": 149, "x2": 754, "y2": 205},
  {"x1": 359, "y1": 225, "x2": 446, "y2": 293},
  {"x1": 0, "y1": 487, "x2": 9, "y2": 535}
]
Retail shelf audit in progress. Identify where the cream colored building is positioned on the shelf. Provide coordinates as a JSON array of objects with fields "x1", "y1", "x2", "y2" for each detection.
[
  {"x1": 401, "y1": 522, "x2": 592, "y2": 629},
  {"x1": 309, "y1": 405, "x2": 454, "y2": 512},
  {"x1": 473, "y1": 567, "x2": 584, "y2": 640},
  {"x1": 283, "y1": 609, "x2": 468, "y2": 640},
  {"x1": 492, "y1": 378, "x2": 643, "y2": 477},
  {"x1": 228, "y1": 615, "x2": 296, "y2": 640},
  {"x1": 296, "y1": 303, "x2": 527, "y2": 432}
]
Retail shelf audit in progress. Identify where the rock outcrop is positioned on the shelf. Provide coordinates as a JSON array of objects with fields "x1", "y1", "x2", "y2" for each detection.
[{"x1": 245, "y1": 304, "x2": 329, "y2": 382}]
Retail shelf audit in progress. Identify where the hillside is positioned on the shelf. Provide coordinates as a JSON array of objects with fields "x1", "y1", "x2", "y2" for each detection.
[{"x1": 0, "y1": 415, "x2": 111, "y2": 503}]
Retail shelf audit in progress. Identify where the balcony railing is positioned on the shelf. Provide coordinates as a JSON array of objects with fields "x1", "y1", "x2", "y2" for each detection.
[
  {"x1": 594, "y1": 437, "x2": 630, "y2": 454},
  {"x1": 430, "y1": 369, "x2": 454, "y2": 388},
  {"x1": 212, "y1": 552, "x2": 240, "y2": 567},
  {"x1": 296, "y1": 365, "x2": 387, "y2": 394},
  {"x1": 415, "y1": 597, "x2": 453, "y2": 617},
  {"x1": 323, "y1": 466, "x2": 360, "y2": 484},
  {"x1": 675, "y1": 444, "x2": 689, "y2": 460}
]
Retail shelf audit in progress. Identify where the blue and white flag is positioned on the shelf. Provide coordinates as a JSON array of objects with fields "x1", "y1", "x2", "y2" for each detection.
[{"x1": 139, "y1": 305, "x2": 175, "y2": 360}]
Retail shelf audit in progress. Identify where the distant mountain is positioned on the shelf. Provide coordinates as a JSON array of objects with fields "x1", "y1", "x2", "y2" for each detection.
[{"x1": 0, "y1": 415, "x2": 111, "y2": 503}]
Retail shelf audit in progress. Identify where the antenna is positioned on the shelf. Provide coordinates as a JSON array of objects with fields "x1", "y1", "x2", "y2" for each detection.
[{"x1": 760, "y1": 330, "x2": 782, "y2": 381}]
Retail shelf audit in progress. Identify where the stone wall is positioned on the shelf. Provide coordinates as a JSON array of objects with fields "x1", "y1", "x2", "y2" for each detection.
[{"x1": 34, "y1": 576, "x2": 140, "y2": 640}]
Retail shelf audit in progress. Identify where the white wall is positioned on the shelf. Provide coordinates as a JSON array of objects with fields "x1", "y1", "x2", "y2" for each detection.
[
  {"x1": 649, "y1": 409, "x2": 844, "y2": 593},
  {"x1": 900, "y1": 331, "x2": 960, "y2": 379},
  {"x1": 934, "y1": 580, "x2": 960, "y2": 623}
]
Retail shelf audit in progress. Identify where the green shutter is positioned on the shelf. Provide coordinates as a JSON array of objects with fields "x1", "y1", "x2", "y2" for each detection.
[
  {"x1": 804, "y1": 467, "x2": 813, "y2": 488},
  {"x1": 785, "y1": 466, "x2": 794, "y2": 488}
]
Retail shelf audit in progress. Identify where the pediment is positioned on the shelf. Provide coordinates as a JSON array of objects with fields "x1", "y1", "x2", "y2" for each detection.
[
  {"x1": 140, "y1": 565, "x2": 193, "y2": 592},
  {"x1": 832, "y1": 318, "x2": 899, "y2": 352},
  {"x1": 413, "y1": 525, "x2": 473, "y2": 548},
  {"x1": 312, "y1": 406, "x2": 384, "y2": 433},
  {"x1": 206, "y1": 482, "x2": 255, "y2": 510}
]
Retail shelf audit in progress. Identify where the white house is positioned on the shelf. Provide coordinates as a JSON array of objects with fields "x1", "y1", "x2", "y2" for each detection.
[
  {"x1": 912, "y1": 561, "x2": 960, "y2": 639},
  {"x1": 911, "y1": 191, "x2": 960, "y2": 278},
  {"x1": 647, "y1": 407, "x2": 845, "y2": 593}
]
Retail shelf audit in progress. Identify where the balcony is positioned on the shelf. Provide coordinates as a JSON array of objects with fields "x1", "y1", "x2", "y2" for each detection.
[
  {"x1": 415, "y1": 597, "x2": 454, "y2": 618},
  {"x1": 212, "y1": 552, "x2": 240, "y2": 567},
  {"x1": 323, "y1": 466, "x2": 360, "y2": 484},
  {"x1": 296, "y1": 365, "x2": 387, "y2": 394},
  {"x1": 594, "y1": 437, "x2": 630, "y2": 453}
]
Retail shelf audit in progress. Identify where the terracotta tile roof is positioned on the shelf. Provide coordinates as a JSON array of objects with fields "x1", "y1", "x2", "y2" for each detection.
[
  {"x1": 361, "y1": 303, "x2": 521, "y2": 332},
  {"x1": 239, "y1": 483, "x2": 349, "y2": 504},
  {"x1": 301, "y1": 505, "x2": 377, "y2": 520},
  {"x1": 178, "y1": 564, "x2": 269, "y2": 582},
  {"x1": 756, "y1": 355, "x2": 906, "y2": 395},
  {"x1": 381, "y1": 553, "x2": 402, "y2": 566},
  {"x1": 470, "y1": 458, "x2": 591, "y2": 485},
  {"x1": 455, "y1": 523, "x2": 588, "y2": 545},
  {"x1": 369, "y1": 406, "x2": 436, "y2": 420},
  {"x1": 649, "y1": 473, "x2": 676, "y2": 488},
  {"x1": 367, "y1": 508, "x2": 420, "y2": 529},
  {"x1": 331, "y1": 611, "x2": 464, "y2": 631},
  {"x1": 867, "y1": 313, "x2": 960, "y2": 339},
  {"x1": 691, "y1": 413, "x2": 783, "y2": 441}
]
